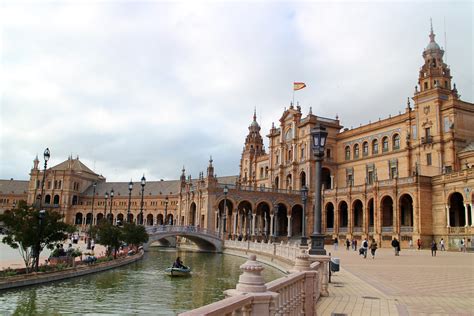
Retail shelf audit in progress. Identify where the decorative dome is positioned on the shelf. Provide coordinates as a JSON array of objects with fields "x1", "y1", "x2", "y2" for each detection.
[{"x1": 425, "y1": 21, "x2": 441, "y2": 51}]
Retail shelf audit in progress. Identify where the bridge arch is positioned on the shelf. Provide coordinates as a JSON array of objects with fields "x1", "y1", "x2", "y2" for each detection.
[{"x1": 144, "y1": 226, "x2": 223, "y2": 252}]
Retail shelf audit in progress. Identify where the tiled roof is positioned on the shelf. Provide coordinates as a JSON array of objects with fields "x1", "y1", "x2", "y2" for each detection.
[
  {"x1": 82, "y1": 175, "x2": 239, "y2": 197},
  {"x1": 50, "y1": 157, "x2": 98, "y2": 175},
  {"x1": 0, "y1": 180, "x2": 29, "y2": 195}
]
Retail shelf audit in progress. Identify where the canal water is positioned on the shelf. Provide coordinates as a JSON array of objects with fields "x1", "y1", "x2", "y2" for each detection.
[{"x1": 0, "y1": 247, "x2": 285, "y2": 315}]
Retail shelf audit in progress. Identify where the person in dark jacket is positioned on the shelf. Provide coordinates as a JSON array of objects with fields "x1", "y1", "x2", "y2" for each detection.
[
  {"x1": 431, "y1": 240, "x2": 438, "y2": 256},
  {"x1": 391, "y1": 238, "x2": 400, "y2": 256}
]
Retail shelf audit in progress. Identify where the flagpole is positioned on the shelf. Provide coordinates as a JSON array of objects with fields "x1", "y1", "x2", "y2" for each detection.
[{"x1": 292, "y1": 81, "x2": 295, "y2": 106}]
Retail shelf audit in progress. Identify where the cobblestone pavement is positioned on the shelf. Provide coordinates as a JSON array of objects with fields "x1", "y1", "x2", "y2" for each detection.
[{"x1": 316, "y1": 246, "x2": 474, "y2": 315}]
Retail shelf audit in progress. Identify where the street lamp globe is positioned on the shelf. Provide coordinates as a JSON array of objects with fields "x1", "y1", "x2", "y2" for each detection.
[
  {"x1": 141, "y1": 175, "x2": 146, "y2": 187},
  {"x1": 128, "y1": 180, "x2": 133, "y2": 191},
  {"x1": 43, "y1": 148, "x2": 50, "y2": 162}
]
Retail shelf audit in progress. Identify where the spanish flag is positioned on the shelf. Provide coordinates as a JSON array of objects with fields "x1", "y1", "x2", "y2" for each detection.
[{"x1": 293, "y1": 82, "x2": 306, "y2": 91}]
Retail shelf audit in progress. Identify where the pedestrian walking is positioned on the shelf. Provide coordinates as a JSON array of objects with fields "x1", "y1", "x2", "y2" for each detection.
[
  {"x1": 431, "y1": 240, "x2": 437, "y2": 256},
  {"x1": 370, "y1": 239, "x2": 378, "y2": 259},
  {"x1": 361, "y1": 238, "x2": 369, "y2": 258},
  {"x1": 461, "y1": 238, "x2": 467, "y2": 252},
  {"x1": 417, "y1": 238, "x2": 422, "y2": 250},
  {"x1": 351, "y1": 238, "x2": 355, "y2": 250},
  {"x1": 459, "y1": 238, "x2": 464, "y2": 252},
  {"x1": 354, "y1": 239, "x2": 358, "y2": 251},
  {"x1": 333, "y1": 237, "x2": 338, "y2": 250},
  {"x1": 409, "y1": 239, "x2": 413, "y2": 249},
  {"x1": 391, "y1": 237, "x2": 400, "y2": 256},
  {"x1": 345, "y1": 239, "x2": 350, "y2": 251},
  {"x1": 440, "y1": 238, "x2": 445, "y2": 251}
]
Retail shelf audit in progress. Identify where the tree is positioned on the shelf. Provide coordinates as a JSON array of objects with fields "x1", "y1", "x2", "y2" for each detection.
[
  {"x1": 93, "y1": 220, "x2": 123, "y2": 259},
  {"x1": 0, "y1": 200, "x2": 75, "y2": 273},
  {"x1": 122, "y1": 223, "x2": 149, "y2": 250}
]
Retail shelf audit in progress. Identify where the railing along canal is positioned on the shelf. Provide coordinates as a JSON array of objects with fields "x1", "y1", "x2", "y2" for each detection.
[
  {"x1": 180, "y1": 240, "x2": 329, "y2": 316},
  {"x1": 145, "y1": 225, "x2": 220, "y2": 238}
]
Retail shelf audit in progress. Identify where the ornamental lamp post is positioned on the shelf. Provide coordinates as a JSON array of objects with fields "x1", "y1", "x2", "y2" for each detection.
[
  {"x1": 164, "y1": 196, "x2": 169, "y2": 226},
  {"x1": 127, "y1": 180, "x2": 133, "y2": 223},
  {"x1": 35, "y1": 209, "x2": 46, "y2": 272},
  {"x1": 103, "y1": 191, "x2": 109, "y2": 223},
  {"x1": 109, "y1": 189, "x2": 114, "y2": 224},
  {"x1": 87, "y1": 182, "x2": 97, "y2": 250},
  {"x1": 309, "y1": 125, "x2": 328, "y2": 255},
  {"x1": 223, "y1": 185, "x2": 228, "y2": 238},
  {"x1": 140, "y1": 175, "x2": 146, "y2": 225},
  {"x1": 39, "y1": 148, "x2": 50, "y2": 209},
  {"x1": 301, "y1": 185, "x2": 308, "y2": 247}
]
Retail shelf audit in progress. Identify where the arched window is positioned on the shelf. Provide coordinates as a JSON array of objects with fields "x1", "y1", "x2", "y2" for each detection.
[
  {"x1": 353, "y1": 144, "x2": 360, "y2": 159},
  {"x1": 300, "y1": 171, "x2": 306, "y2": 188},
  {"x1": 363, "y1": 142, "x2": 369, "y2": 156},
  {"x1": 393, "y1": 134, "x2": 400, "y2": 150},
  {"x1": 53, "y1": 195, "x2": 60, "y2": 205},
  {"x1": 345, "y1": 146, "x2": 351, "y2": 160},
  {"x1": 372, "y1": 139, "x2": 379, "y2": 154},
  {"x1": 285, "y1": 128, "x2": 293, "y2": 141},
  {"x1": 274, "y1": 176, "x2": 279, "y2": 189},
  {"x1": 382, "y1": 137, "x2": 389, "y2": 152},
  {"x1": 45, "y1": 195, "x2": 51, "y2": 205},
  {"x1": 72, "y1": 195, "x2": 78, "y2": 205}
]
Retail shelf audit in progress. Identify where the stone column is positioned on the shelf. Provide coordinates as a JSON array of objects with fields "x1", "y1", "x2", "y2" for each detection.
[
  {"x1": 264, "y1": 214, "x2": 268, "y2": 236},
  {"x1": 252, "y1": 214, "x2": 257, "y2": 236},
  {"x1": 287, "y1": 215, "x2": 292, "y2": 237},
  {"x1": 270, "y1": 214, "x2": 274, "y2": 237},
  {"x1": 464, "y1": 204, "x2": 469, "y2": 227},
  {"x1": 446, "y1": 205, "x2": 450, "y2": 227},
  {"x1": 240, "y1": 211, "x2": 244, "y2": 235},
  {"x1": 330, "y1": 175, "x2": 334, "y2": 189},
  {"x1": 233, "y1": 212, "x2": 237, "y2": 236},
  {"x1": 470, "y1": 203, "x2": 474, "y2": 227}
]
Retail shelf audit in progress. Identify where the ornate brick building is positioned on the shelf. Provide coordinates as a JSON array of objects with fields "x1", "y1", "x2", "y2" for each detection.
[{"x1": 1, "y1": 27, "x2": 473, "y2": 249}]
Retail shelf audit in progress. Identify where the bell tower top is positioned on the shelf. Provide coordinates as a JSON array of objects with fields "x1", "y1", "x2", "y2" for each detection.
[{"x1": 417, "y1": 20, "x2": 452, "y2": 93}]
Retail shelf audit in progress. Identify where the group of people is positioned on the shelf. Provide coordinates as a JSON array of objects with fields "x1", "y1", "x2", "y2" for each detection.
[{"x1": 334, "y1": 237, "x2": 379, "y2": 259}]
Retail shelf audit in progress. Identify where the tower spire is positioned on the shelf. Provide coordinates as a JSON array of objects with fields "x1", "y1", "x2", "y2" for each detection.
[{"x1": 253, "y1": 107, "x2": 257, "y2": 122}]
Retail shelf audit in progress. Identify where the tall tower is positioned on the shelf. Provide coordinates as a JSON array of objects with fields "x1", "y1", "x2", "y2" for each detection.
[
  {"x1": 239, "y1": 110, "x2": 265, "y2": 186},
  {"x1": 417, "y1": 20, "x2": 452, "y2": 94},
  {"x1": 412, "y1": 21, "x2": 461, "y2": 176}
]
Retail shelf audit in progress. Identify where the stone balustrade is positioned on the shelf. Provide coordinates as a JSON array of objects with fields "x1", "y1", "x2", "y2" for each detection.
[{"x1": 180, "y1": 240, "x2": 329, "y2": 316}]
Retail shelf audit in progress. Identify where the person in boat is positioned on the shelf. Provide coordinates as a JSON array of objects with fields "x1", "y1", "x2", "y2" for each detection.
[{"x1": 173, "y1": 257, "x2": 184, "y2": 269}]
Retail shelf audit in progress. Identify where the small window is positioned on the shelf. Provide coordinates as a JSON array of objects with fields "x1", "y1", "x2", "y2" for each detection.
[
  {"x1": 362, "y1": 142, "x2": 369, "y2": 156},
  {"x1": 354, "y1": 144, "x2": 360, "y2": 159},
  {"x1": 326, "y1": 148, "x2": 331, "y2": 158},
  {"x1": 393, "y1": 134, "x2": 400, "y2": 150},
  {"x1": 345, "y1": 146, "x2": 351, "y2": 160},
  {"x1": 390, "y1": 166, "x2": 397, "y2": 179},
  {"x1": 368, "y1": 171, "x2": 374, "y2": 185},
  {"x1": 372, "y1": 140, "x2": 379, "y2": 154},
  {"x1": 301, "y1": 147, "x2": 305, "y2": 160},
  {"x1": 382, "y1": 137, "x2": 389, "y2": 152},
  {"x1": 412, "y1": 125, "x2": 417, "y2": 139},
  {"x1": 424, "y1": 82, "x2": 428, "y2": 90},
  {"x1": 427, "y1": 153, "x2": 432, "y2": 166}
]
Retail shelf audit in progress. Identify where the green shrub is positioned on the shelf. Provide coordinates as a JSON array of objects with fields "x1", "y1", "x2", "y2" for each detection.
[{"x1": 0, "y1": 268, "x2": 18, "y2": 278}]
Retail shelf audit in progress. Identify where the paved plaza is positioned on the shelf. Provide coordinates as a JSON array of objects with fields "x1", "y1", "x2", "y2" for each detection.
[{"x1": 317, "y1": 246, "x2": 474, "y2": 315}]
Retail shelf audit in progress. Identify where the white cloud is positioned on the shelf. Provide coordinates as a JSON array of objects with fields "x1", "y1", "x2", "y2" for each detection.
[{"x1": 0, "y1": 1, "x2": 472, "y2": 182}]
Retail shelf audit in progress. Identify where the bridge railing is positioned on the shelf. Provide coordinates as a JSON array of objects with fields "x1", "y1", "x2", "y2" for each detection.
[
  {"x1": 180, "y1": 241, "x2": 329, "y2": 316},
  {"x1": 145, "y1": 225, "x2": 220, "y2": 239}
]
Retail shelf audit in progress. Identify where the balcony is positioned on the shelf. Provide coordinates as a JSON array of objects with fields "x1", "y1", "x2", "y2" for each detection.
[
  {"x1": 400, "y1": 226, "x2": 414, "y2": 233},
  {"x1": 353, "y1": 227, "x2": 363, "y2": 233},
  {"x1": 421, "y1": 136, "x2": 433, "y2": 144},
  {"x1": 339, "y1": 227, "x2": 348, "y2": 232},
  {"x1": 382, "y1": 226, "x2": 393, "y2": 233}
]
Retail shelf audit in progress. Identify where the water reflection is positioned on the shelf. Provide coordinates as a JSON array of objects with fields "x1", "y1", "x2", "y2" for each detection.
[{"x1": 0, "y1": 248, "x2": 284, "y2": 315}]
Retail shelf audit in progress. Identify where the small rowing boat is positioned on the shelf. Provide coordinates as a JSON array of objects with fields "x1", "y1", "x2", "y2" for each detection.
[{"x1": 165, "y1": 266, "x2": 191, "y2": 277}]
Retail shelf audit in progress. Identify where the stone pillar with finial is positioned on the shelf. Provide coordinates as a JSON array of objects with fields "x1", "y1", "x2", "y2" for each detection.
[
  {"x1": 224, "y1": 254, "x2": 278, "y2": 315},
  {"x1": 290, "y1": 248, "x2": 319, "y2": 314}
]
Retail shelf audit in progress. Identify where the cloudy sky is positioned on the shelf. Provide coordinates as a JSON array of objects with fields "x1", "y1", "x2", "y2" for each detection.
[{"x1": 1, "y1": 0, "x2": 472, "y2": 182}]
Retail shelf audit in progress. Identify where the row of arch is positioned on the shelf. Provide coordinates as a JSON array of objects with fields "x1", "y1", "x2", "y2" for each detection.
[
  {"x1": 345, "y1": 134, "x2": 400, "y2": 161},
  {"x1": 75, "y1": 212, "x2": 175, "y2": 226},
  {"x1": 37, "y1": 194, "x2": 79, "y2": 206},
  {"x1": 324, "y1": 194, "x2": 414, "y2": 231}
]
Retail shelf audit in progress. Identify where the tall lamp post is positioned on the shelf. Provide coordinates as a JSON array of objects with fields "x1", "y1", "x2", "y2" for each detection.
[
  {"x1": 127, "y1": 180, "x2": 133, "y2": 223},
  {"x1": 87, "y1": 182, "x2": 97, "y2": 249},
  {"x1": 35, "y1": 209, "x2": 46, "y2": 272},
  {"x1": 301, "y1": 185, "x2": 308, "y2": 246},
  {"x1": 223, "y1": 185, "x2": 228, "y2": 238},
  {"x1": 103, "y1": 191, "x2": 109, "y2": 223},
  {"x1": 309, "y1": 125, "x2": 328, "y2": 255},
  {"x1": 164, "y1": 196, "x2": 169, "y2": 226},
  {"x1": 140, "y1": 175, "x2": 146, "y2": 225},
  {"x1": 39, "y1": 148, "x2": 50, "y2": 209},
  {"x1": 109, "y1": 188, "x2": 114, "y2": 224}
]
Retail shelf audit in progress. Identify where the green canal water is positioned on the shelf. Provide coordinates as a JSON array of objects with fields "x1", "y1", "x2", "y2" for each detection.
[{"x1": 0, "y1": 248, "x2": 285, "y2": 315}]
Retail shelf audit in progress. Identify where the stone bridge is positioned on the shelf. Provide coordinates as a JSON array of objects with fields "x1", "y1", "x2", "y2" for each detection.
[{"x1": 144, "y1": 225, "x2": 223, "y2": 252}]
